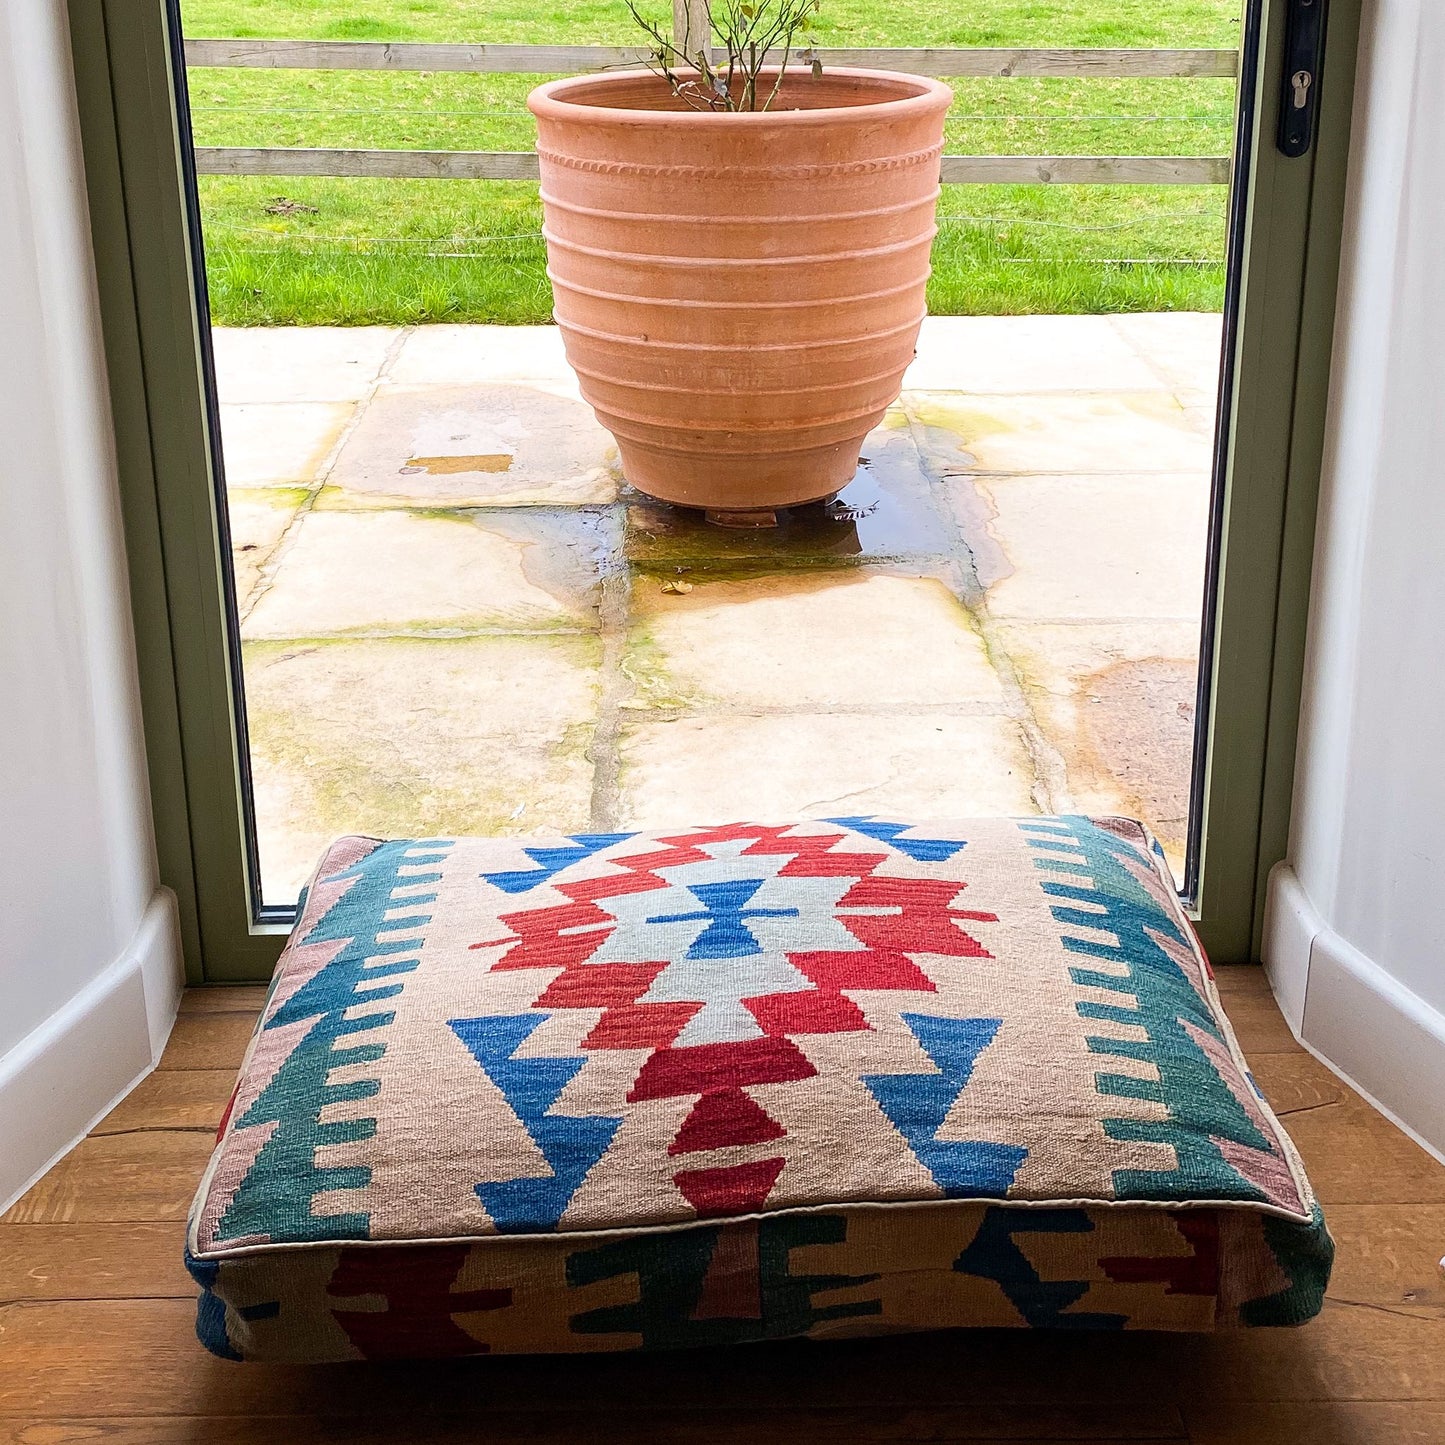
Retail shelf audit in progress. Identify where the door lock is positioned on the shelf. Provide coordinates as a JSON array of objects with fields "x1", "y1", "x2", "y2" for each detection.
[{"x1": 1278, "y1": 0, "x2": 1328, "y2": 157}]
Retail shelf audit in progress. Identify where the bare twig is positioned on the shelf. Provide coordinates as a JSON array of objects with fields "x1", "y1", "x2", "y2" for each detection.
[{"x1": 625, "y1": 0, "x2": 823, "y2": 112}]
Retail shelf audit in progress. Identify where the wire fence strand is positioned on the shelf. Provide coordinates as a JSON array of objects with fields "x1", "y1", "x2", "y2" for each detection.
[
  {"x1": 202, "y1": 206, "x2": 1224, "y2": 244},
  {"x1": 190, "y1": 103, "x2": 1233, "y2": 124}
]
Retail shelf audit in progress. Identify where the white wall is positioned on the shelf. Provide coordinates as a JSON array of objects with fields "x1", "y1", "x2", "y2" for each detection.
[
  {"x1": 0, "y1": 0, "x2": 184, "y2": 1209},
  {"x1": 1264, "y1": 0, "x2": 1445, "y2": 1158}
]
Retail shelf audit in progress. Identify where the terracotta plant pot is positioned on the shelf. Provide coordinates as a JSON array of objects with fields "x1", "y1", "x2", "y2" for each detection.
[{"x1": 528, "y1": 68, "x2": 952, "y2": 522}]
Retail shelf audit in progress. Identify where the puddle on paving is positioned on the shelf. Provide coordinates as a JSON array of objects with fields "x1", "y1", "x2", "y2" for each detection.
[
  {"x1": 394, "y1": 403, "x2": 1026, "y2": 633},
  {"x1": 623, "y1": 428, "x2": 948, "y2": 576},
  {"x1": 458, "y1": 506, "x2": 622, "y2": 618},
  {"x1": 902, "y1": 413, "x2": 1014, "y2": 593}
]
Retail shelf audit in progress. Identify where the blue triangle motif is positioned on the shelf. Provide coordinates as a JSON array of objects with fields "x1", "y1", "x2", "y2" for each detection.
[
  {"x1": 481, "y1": 833, "x2": 637, "y2": 894},
  {"x1": 449, "y1": 1013, "x2": 622, "y2": 1233},
  {"x1": 827, "y1": 817, "x2": 968, "y2": 863},
  {"x1": 864, "y1": 1014, "x2": 1027, "y2": 1196}
]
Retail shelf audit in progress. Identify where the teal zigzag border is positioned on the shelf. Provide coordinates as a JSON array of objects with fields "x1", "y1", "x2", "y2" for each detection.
[
  {"x1": 1021, "y1": 817, "x2": 1278, "y2": 1203},
  {"x1": 214, "y1": 839, "x2": 451, "y2": 1244}
]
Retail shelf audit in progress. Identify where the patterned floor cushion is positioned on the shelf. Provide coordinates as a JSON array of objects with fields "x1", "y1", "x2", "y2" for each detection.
[{"x1": 187, "y1": 817, "x2": 1331, "y2": 1361}]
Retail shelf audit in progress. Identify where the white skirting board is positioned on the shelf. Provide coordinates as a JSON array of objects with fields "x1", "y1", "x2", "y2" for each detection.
[
  {"x1": 1264, "y1": 863, "x2": 1445, "y2": 1167},
  {"x1": 0, "y1": 888, "x2": 185, "y2": 1213}
]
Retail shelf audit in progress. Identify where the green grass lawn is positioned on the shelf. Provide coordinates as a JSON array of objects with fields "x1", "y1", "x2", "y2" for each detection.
[{"x1": 183, "y1": 0, "x2": 1243, "y2": 324}]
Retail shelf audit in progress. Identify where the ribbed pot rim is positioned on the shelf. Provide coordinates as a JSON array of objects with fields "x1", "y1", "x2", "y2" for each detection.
[{"x1": 527, "y1": 66, "x2": 953, "y2": 128}]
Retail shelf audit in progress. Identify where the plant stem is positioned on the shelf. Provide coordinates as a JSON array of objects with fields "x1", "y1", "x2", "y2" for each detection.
[{"x1": 627, "y1": 0, "x2": 821, "y2": 113}]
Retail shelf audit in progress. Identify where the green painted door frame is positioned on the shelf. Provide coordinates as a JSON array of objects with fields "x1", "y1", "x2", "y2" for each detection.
[
  {"x1": 66, "y1": 0, "x2": 1361, "y2": 981},
  {"x1": 68, "y1": 0, "x2": 287, "y2": 980},
  {"x1": 1193, "y1": 0, "x2": 1361, "y2": 963}
]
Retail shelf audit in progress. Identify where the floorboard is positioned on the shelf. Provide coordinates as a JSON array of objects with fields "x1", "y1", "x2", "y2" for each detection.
[
  {"x1": 177, "y1": 987, "x2": 271, "y2": 1015},
  {"x1": 0, "y1": 975, "x2": 1441, "y2": 1440},
  {"x1": 91, "y1": 1070, "x2": 235, "y2": 1134},
  {"x1": 158, "y1": 1014, "x2": 256, "y2": 1071},
  {"x1": 0, "y1": 1133, "x2": 214, "y2": 1225},
  {"x1": 0, "y1": 1417, "x2": 1190, "y2": 1445},
  {"x1": 0, "y1": 1223, "x2": 194, "y2": 1300},
  {"x1": 1182, "y1": 1401, "x2": 1445, "y2": 1445}
]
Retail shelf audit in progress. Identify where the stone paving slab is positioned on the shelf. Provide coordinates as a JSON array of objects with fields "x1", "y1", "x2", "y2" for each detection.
[
  {"x1": 242, "y1": 510, "x2": 594, "y2": 640},
  {"x1": 627, "y1": 572, "x2": 1004, "y2": 712},
  {"x1": 617, "y1": 712, "x2": 1037, "y2": 829},
  {"x1": 903, "y1": 315, "x2": 1164, "y2": 394},
  {"x1": 955, "y1": 472, "x2": 1210, "y2": 622},
  {"x1": 225, "y1": 488, "x2": 306, "y2": 612},
  {"x1": 998, "y1": 618, "x2": 1201, "y2": 871},
  {"x1": 386, "y1": 314, "x2": 1221, "y2": 398},
  {"x1": 212, "y1": 316, "x2": 1221, "y2": 904},
  {"x1": 906, "y1": 391, "x2": 1211, "y2": 476},
  {"x1": 218, "y1": 402, "x2": 354, "y2": 487},
  {"x1": 389, "y1": 324, "x2": 581, "y2": 392},
  {"x1": 211, "y1": 326, "x2": 400, "y2": 403},
  {"x1": 1109, "y1": 313, "x2": 1225, "y2": 395},
  {"x1": 243, "y1": 635, "x2": 601, "y2": 905},
  {"x1": 323, "y1": 383, "x2": 617, "y2": 507},
  {"x1": 1108, "y1": 314, "x2": 1224, "y2": 437}
]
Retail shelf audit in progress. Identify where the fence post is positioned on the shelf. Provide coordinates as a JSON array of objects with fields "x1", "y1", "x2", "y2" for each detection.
[{"x1": 672, "y1": 0, "x2": 712, "y2": 61}]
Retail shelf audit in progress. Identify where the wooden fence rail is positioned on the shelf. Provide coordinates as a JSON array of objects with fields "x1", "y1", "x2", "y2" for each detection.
[
  {"x1": 183, "y1": 39, "x2": 1239, "y2": 78},
  {"x1": 184, "y1": 39, "x2": 1237, "y2": 186},
  {"x1": 192, "y1": 148, "x2": 1232, "y2": 186}
]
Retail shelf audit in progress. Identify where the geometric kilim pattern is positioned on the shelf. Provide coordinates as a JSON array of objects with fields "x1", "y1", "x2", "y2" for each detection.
[
  {"x1": 565, "y1": 1213, "x2": 884, "y2": 1349},
  {"x1": 862, "y1": 1015, "x2": 1028, "y2": 1196},
  {"x1": 208, "y1": 838, "x2": 451, "y2": 1246},
  {"x1": 1022, "y1": 817, "x2": 1307, "y2": 1206},
  {"x1": 447, "y1": 1012, "x2": 623, "y2": 1233},
  {"x1": 462, "y1": 822, "x2": 1001, "y2": 1225},
  {"x1": 186, "y1": 816, "x2": 1332, "y2": 1361}
]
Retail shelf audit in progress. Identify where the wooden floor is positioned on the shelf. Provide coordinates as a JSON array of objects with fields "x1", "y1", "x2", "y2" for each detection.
[{"x1": 1, "y1": 969, "x2": 1442, "y2": 1443}]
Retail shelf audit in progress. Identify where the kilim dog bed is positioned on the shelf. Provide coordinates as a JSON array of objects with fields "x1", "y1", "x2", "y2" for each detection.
[{"x1": 186, "y1": 817, "x2": 1331, "y2": 1361}]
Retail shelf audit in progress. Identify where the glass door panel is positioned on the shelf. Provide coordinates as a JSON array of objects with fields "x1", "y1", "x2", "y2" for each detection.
[{"x1": 89, "y1": 0, "x2": 1343, "y2": 971}]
